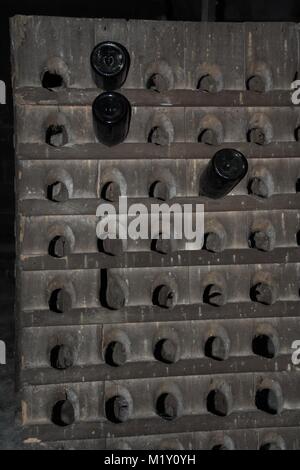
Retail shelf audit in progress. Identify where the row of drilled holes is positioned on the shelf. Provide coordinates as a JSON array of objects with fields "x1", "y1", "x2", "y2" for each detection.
[
  {"x1": 41, "y1": 69, "x2": 292, "y2": 95},
  {"x1": 44, "y1": 122, "x2": 300, "y2": 147},
  {"x1": 48, "y1": 328, "x2": 278, "y2": 373},
  {"x1": 47, "y1": 274, "x2": 285, "y2": 313},
  {"x1": 46, "y1": 226, "x2": 300, "y2": 259},
  {"x1": 50, "y1": 378, "x2": 285, "y2": 428},
  {"x1": 46, "y1": 177, "x2": 300, "y2": 204}
]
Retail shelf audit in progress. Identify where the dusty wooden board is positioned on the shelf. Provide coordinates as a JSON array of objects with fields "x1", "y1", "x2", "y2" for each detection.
[{"x1": 11, "y1": 16, "x2": 300, "y2": 449}]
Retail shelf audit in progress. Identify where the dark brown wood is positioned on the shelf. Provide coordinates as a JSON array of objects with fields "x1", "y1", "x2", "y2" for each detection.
[{"x1": 11, "y1": 16, "x2": 300, "y2": 450}]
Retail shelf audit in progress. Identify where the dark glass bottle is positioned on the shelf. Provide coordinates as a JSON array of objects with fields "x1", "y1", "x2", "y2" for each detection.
[
  {"x1": 200, "y1": 149, "x2": 248, "y2": 199},
  {"x1": 91, "y1": 41, "x2": 130, "y2": 90},
  {"x1": 92, "y1": 92, "x2": 131, "y2": 147}
]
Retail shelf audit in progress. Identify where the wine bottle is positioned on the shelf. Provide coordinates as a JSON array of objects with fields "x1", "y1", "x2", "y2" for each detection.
[
  {"x1": 92, "y1": 92, "x2": 131, "y2": 146},
  {"x1": 91, "y1": 41, "x2": 130, "y2": 90},
  {"x1": 200, "y1": 148, "x2": 248, "y2": 199}
]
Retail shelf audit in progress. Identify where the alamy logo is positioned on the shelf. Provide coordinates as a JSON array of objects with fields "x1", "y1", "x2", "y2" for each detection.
[
  {"x1": 0, "y1": 80, "x2": 6, "y2": 104},
  {"x1": 0, "y1": 340, "x2": 6, "y2": 365},
  {"x1": 291, "y1": 80, "x2": 300, "y2": 105},
  {"x1": 96, "y1": 197, "x2": 204, "y2": 250},
  {"x1": 291, "y1": 340, "x2": 300, "y2": 366}
]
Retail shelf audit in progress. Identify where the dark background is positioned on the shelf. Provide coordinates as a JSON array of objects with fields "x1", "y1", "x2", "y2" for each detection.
[{"x1": 1, "y1": 0, "x2": 300, "y2": 449}]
